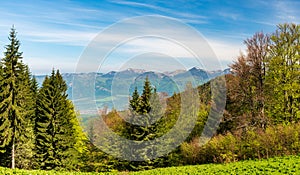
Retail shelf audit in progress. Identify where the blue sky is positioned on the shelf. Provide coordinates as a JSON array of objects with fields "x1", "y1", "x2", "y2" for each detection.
[{"x1": 0, "y1": 0, "x2": 299, "y2": 74}]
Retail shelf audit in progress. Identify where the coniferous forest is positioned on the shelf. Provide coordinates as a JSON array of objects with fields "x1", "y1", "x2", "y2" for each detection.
[{"x1": 0, "y1": 23, "x2": 299, "y2": 174}]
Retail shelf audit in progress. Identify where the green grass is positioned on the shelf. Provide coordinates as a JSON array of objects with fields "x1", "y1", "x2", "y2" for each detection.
[
  {"x1": 0, "y1": 167, "x2": 115, "y2": 175},
  {"x1": 135, "y1": 155, "x2": 300, "y2": 175},
  {"x1": 1, "y1": 155, "x2": 300, "y2": 174}
]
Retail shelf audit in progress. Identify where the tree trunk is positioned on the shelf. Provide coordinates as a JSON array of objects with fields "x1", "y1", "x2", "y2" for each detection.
[{"x1": 11, "y1": 141, "x2": 15, "y2": 169}]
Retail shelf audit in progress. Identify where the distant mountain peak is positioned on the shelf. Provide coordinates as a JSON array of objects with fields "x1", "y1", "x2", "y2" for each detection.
[
  {"x1": 102, "y1": 71, "x2": 116, "y2": 78},
  {"x1": 107, "y1": 71, "x2": 116, "y2": 74},
  {"x1": 189, "y1": 67, "x2": 205, "y2": 72},
  {"x1": 163, "y1": 69, "x2": 185, "y2": 76},
  {"x1": 124, "y1": 68, "x2": 146, "y2": 73}
]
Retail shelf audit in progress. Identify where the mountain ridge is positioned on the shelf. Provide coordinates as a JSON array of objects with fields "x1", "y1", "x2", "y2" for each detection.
[{"x1": 35, "y1": 67, "x2": 230, "y2": 112}]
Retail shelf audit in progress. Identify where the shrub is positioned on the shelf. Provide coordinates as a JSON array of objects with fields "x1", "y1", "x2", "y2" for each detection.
[{"x1": 182, "y1": 123, "x2": 300, "y2": 165}]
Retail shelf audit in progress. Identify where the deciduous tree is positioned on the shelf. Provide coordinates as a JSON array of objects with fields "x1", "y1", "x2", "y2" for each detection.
[{"x1": 265, "y1": 23, "x2": 300, "y2": 123}]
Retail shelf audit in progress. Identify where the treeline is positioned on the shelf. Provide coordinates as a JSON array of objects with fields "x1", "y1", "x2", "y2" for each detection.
[
  {"x1": 85, "y1": 77, "x2": 205, "y2": 171},
  {"x1": 223, "y1": 23, "x2": 300, "y2": 131},
  {"x1": 0, "y1": 28, "x2": 87, "y2": 170},
  {"x1": 86, "y1": 23, "x2": 300, "y2": 171},
  {"x1": 181, "y1": 23, "x2": 300, "y2": 165}
]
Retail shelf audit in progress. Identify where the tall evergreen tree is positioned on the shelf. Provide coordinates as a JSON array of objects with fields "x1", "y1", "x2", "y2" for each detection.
[
  {"x1": 35, "y1": 69, "x2": 85, "y2": 170},
  {"x1": 128, "y1": 77, "x2": 155, "y2": 141},
  {"x1": 0, "y1": 27, "x2": 35, "y2": 169},
  {"x1": 139, "y1": 77, "x2": 152, "y2": 115},
  {"x1": 129, "y1": 87, "x2": 140, "y2": 113},
  {"x1": 14, "y1": 65, "x2": 36, "y2": 169},
  {"x1": 123, "y1": 77, "x2": 162, "y2": 170}
]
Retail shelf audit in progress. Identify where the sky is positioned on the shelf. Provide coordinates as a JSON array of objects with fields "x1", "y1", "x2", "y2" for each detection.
[{"x1": 0, "y1": 0, "x2": 299, "y2": 75}]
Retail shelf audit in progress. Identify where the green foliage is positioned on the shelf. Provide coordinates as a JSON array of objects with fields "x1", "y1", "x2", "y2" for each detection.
[
  {"x1": 34, "y1": 70, "x2": 85, "y2": 170},
  {"x1": 181, "y1": 123, "x2": 300, "y2": 165},
  {"x1": 15, "y1": 65, "x2": 36, "y2": 169},
  {"x1": 2, "y1": 155, "x2": 300, "y2": 174},
  {"x1": 224, "y1": 23, "x2": 299, "y2": 134},
  {"x1": 123, "y1": 77, "x2": 162, "y2": 170},
  {"x1": 134, "y1": 155, "x2": 300, "y2": 175},
  {"x1": 0, "y1": 27, "x2": 36, "y2": 169},
  {"x1": 78, "y1": 142, "x2": 119, "y2": 173},
  {"x1": 130, "y1": 87, "x2": 140, "y2": 112},
  {"x1": 139, "y1": 77, "x2": 152, "y2": 114},
  {"x1": 95, "y1": 78, "x2": 210, "y2": 170},
  {"x1": 265, "y1": 23, "x2": 300, "y2": 124},
  {"x1": 0, "y1": 23, "x2": 299, "y2": 173},
  {"x1": 0, "y1": 166, "x2": 117, "y2": 174}
]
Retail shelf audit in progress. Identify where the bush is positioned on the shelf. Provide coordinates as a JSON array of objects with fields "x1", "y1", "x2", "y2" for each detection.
[{"x1": 182, "y1": 123, "x2": 300, "y2": 164}]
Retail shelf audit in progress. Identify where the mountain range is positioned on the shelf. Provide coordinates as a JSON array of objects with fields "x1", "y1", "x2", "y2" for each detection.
[{"x1": 35, "y1": 67, "x2": 230, "y2": 113}]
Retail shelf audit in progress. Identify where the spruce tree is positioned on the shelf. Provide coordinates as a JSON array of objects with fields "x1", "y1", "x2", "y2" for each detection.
[
  {"x1": 124, "y1": 77, "x2": 162, "y2": 170},
  {"x1": 35, "y1": 69, "x2": 85, "y2": 170},
  {"x1": 129, "y1": 87, "x2": 140, "y2": 112},
  {"x1": 139, "y1": 77, "x2": 152, "y2": 114},
  {"x1": 14, "y1": 65, "x2": 36, "y2": 169},
  {"x1": 128, "y1": 77, "x2": 154, "y2": 141},
  {"x1": 0, "y1": 27, "x2": 35, "y2": 169}
]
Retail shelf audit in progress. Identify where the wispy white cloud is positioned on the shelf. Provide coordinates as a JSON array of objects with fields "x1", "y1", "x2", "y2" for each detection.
[
  {"x1": 166, "y1": 10, "x2": 206, "y2": 20},
  {"x1": 252, "y1": 20, "x2": 275, "y2": 27},
  {"x1": 178, "y1": 18, "x2": 207, "y2": 24},
  {"x1": 110, "y1": 0, "x2": 165, "y2": 11},
  {"x1": 0, "y1": 18, "x2": 99, "y2": 46},
  {"x1": 244, "y1": 0, "x2": 300, "y2": 27},
  {"x1": 109, "y1": 0, "x2": 207, "y2": 24},
  {"x1": 273, "y1": 0, "x2": 300, "y2": 23},
  {"x1": 79, "y1": 17, "x2": 243, "y2": 72},
  {"x1": 2, "y1": 0, "x2": 297, "y2": 74},
  {"x1": 218, "y1": 11, "x2": 240, "y2": 21},
  {"x1": 23, "y1": 30, "x2": 98, "y2": 46},
  {"x1": 0, "y1": 3, "x2": 116, "y2": 46},
  {"x1": 23, "y1": 56, "x2": 77, "y2": 75}
]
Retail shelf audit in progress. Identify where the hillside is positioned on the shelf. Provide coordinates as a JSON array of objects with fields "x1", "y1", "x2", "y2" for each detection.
[{"x1": 35, "y1": 67, "x2": 229, "y2": 112}]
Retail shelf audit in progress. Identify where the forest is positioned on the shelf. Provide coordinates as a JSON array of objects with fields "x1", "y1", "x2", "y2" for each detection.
[{"x1": 0, "y1": 23, "x2": 299, "y2": 173}]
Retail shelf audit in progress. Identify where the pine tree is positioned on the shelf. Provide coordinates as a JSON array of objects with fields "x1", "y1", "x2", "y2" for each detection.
[
  {"x1": 34, "y1": 75, "x2": 51, "y2": 169},
  {"x1": 139, "y1": 77, "x2": 152, "y2": 114},
  {"x1": 14, "y1": 65, "x2": 36, "y2": 169},
  {"x1": 0, "y1": 27, "x2": 35, "y2": 169},
  {"x1": 129, "y1": 87, "x2": 140, "y2": 112},
  {"x1": 128, "y1": 77, "x2": 154, "y2": 141},
  {"x1": 35, "y1": 69, "x2": 85, "y2": 170},
  {"x1": 124, "y1": 77, "x2": 162, "y2": 170}
]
